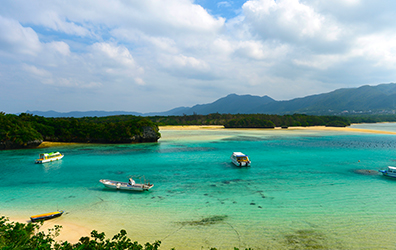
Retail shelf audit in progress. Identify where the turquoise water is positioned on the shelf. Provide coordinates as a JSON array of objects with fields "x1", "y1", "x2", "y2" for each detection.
[{"x1": 2, "y1": 126, "x2": 396, "y2": 249}]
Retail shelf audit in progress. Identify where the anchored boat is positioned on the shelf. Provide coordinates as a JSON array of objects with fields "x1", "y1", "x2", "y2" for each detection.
[
  {"x1": 30, "y1": 210, "x2": 64, "y2": 222},
  {"x1": 379, "y1": 166, "x2": 396, "y2": 178},
  {"x1": 231, "y1": 152, "x2": 251, "y2": 167},
  {"x1": 100, "y1": 178, "x2": 154, "y2": 191},
  {"x1": 35, "y1": 152, "x2": 64, "y2": 164}
]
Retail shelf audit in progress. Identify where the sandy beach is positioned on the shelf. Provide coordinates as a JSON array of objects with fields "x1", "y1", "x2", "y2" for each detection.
[
  {"x1": 158, "y1": 125, "x2": 225, "y2": 130},
  {"x1": 159, "y1": 125, "x2": 396, "y2": 135},
  {"x1": 288, "y1": 125, "x2": 396, "y2": 135},
  {"x1": 7, "y1": 217, "x2": 93, "y2": 244},
  {"x1": 38, "y1": 141, "x2": 81, "y2": 148}
]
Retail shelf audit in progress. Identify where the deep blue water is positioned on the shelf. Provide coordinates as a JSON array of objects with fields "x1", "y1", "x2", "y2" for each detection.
[{"x1": 2, "y1": 126, "x2": 396, "y2": 249}]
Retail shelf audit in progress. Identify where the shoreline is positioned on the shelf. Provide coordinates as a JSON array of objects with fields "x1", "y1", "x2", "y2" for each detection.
[
  {"x1": 6, "y1": 217, "x2": 92, "y2": 244},
  {"x1": 38, "y1": 141, "x2": 81, "y2": 148},
  {"x1": 159, "y1": 125, "x2": 396, "y2": 135},
  {"x1": 35, "y1": 124, "x2": 396, "y2": 149}
]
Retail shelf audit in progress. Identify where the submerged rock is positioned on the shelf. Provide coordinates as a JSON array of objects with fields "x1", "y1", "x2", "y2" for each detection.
[
  {"x1": 353, "y1": 169, "x2": 380, "y2": 175},
  {"x1": 179, "y1": 215, "x2": 228, "y2": 226}
]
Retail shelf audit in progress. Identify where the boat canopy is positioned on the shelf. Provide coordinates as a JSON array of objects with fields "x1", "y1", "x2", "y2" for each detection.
[{"x1": 233, "y1": 152, "x2": 248, "y2": 157}]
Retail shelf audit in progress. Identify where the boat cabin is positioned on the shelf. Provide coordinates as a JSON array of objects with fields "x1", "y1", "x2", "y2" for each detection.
[
  {"x1": 387, "y1": 166, "x2": 396, "y2": 173},
  {"x1": 39, "y1": 152, "x2": 61, "y2": 159},
  {"x1": 231, "y1": 152, "x2": 251, "y2": 167}
]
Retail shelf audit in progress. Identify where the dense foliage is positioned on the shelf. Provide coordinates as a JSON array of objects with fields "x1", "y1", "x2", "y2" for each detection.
[
  {"x1": 0, "y1": 216, "x2": 162, "y2": 250},
  {"x1": 344, "y1": 114, "x2": 396, "y2": 124},
  {"x1": 8, "y1": 111, "x2": 396, "y2": 149},
  {"x1": 0, "y1": 113, "x2": 160, "y2": 149},
  {"x1": 0, "y1": 216, "x2": 252, "y2": 250},
  {"x1": 150, "y1": 113, "x2": 351, "y2": 128}
]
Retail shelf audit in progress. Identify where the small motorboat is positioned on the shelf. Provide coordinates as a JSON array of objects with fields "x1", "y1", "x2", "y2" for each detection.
[
  {"x1": 231, "y1": 152, "x2": 251, "y2": 167},
  {"x1": 379, "y1": 166, "x2": 396, "y2": 178},
  {"x1": 35, "y1": 152, "x2": 64, "y2": 164},
  {"x1": 30, "y1": 210, "x2": 64, "y2": 222},
  {"x1": 100, "y1": 178, "x2": 154, "y2": 191}
]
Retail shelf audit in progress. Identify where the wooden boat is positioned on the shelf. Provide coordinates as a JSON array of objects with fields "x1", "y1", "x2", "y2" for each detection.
[
  {"x1": 231, "y1": 152, "x2": 251, "y2": 167},
  {"x1": 379, "y1": 166, "x2": 396, "y2": 178},
  {"x1": 30, "y1": 210, "x2": 64, "y2": 222},
  {"x1": 100, "y1": 178, "x2": 154, "y2": 191},
  {"x1": 35, "y1": 152, "x2": 64, "y2": 164}
]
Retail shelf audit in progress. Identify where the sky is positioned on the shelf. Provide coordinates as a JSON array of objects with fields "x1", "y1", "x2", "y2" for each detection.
[{"x1": 1, "y1": 0, "x2": 396, "y2": 113}]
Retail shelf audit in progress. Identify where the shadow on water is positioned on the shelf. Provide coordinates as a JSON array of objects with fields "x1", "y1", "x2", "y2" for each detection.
[
  {"x1": 89, "y1": 187, "x2": 153, "y2": 196},
  {"x1": 351, "y1": 169, "x2": 381, "y2": 176}
]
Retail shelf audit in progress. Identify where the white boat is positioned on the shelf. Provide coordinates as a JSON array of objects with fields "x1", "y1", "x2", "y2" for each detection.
[
  {"x1": 35, "y1": 152, "x2": 64, "y2": 164},
  {"x1": 231, "y1": 152, "x2": 251, "y2": 167},
  {"x1": 379, "y1": 166, "x2": 396, "y2": 178},
  {"x1": 99, "y1": 178, "x2": 154, "y2": 191}
]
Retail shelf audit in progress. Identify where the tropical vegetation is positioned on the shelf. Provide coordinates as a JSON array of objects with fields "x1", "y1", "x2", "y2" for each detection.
[
  {"x1": 0, "y1": 112, "x2": 160, "y2": 149},
  {"x1": 0, "y1": 216, "x2": 251, "y2": 250},
  {"x1": 149, "y1": 113, "x2": 350, "y2": 128}
]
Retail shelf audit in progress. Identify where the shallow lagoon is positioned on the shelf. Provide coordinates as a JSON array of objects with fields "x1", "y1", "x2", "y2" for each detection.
[{"x1": 2, "y1": 125, "x2": 396, "y2": 249}]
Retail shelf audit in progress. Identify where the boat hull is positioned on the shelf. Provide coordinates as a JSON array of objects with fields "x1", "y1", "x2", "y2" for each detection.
[
  {"x1": 30, "y1": 210, "x2": 64, "y2": 222},
  {"x1": 379, "y1": 170, "x2": 396, "y2": 178},
  {"x1": 231, "y1": 159, "x2": 251, "y2": 167},
  {"x1": 100, "y1": 179, "x2": 153, "y2": 191},
  {"x1": 35, "y1": 155, "x2": 64, "y2": 164}
]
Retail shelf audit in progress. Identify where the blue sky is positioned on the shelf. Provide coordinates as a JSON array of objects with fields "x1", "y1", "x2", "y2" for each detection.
[{"x1": 1, "y1": 0, "x2": 396, "y2": 113}]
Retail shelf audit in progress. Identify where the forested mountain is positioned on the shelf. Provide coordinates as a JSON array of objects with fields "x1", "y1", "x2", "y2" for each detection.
[
  {"x1": 173, "y1": 83, "x2": 396, "y2": 115},
  {"x1": 182, "y1": 94, "x2": 275, "y2": 115},
  {"x1": 23, "y1": 83, "x2": 396, "y2": 117},
  {"x1": 251, "y1": 83, "x2": 396, "y2": 115}
]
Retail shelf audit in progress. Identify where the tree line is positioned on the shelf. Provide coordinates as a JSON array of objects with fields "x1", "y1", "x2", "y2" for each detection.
[
  {"x1": 0, "y1": 113, "x2": 160, "y2": 149},
  {"x1": 149, "y1": 113, "x2": 351, "y2": 128},
  {"x1": 6, "y1": 112, "x2": 396, "y2": 150}
]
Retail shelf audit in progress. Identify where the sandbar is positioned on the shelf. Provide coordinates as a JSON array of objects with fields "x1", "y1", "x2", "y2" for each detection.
[
  {"x1": 159, "y1": 125, "x2": 224, "y2": 130},
  {"x1": 287, "y1": 125, "x2": 396, "y2": 135},
  {"x1": 159, "y1": 125, "x2": 396, "y2": 135}
]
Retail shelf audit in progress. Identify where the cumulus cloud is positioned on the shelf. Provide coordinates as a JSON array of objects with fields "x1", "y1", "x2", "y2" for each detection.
[
  {"x1": 22, "y1": 64, "x2": 51, "y2": 77},
  {"x1": 1, "y1": 0, "x2": 396, "y2": 113},
  {"x1": 242, "y1": 0, "x2": 342, "y2": 46},
  {"x1": 89, "y1": 42, "x2": 145, "y2": 84},
  {"x1": 0, "y1": 16, "x2": 41, "y2": 56}
]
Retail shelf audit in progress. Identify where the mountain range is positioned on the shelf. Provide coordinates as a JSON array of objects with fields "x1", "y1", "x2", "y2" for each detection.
[{"x1": 25, "y1": 83, "x2": 396, "y2": 117}]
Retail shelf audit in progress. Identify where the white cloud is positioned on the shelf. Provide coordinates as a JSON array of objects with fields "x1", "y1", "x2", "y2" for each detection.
[
  {"x1": 47, "y1": 41, "x2": 71, "y2": 56},
  {"x1": 2, "y1": 0, "x2": 396, "y2": 113},
  {"x1": 352, "y1": 33, "x2": 396, "y2": 68},
  {"x1": 0, "y1": 16, "x2": 41, "y2": 56},
  {"x1": 158, "y1": 54, "x2": 212, "y2": 79},
  {"x1": 22, "y1": 64, "x2": 51, "y2": 77},
  {"x1": 242, "y1": 0, "x2": 342, "y2": 45},
  {"x1": 89, "y1": 42, "x2": 145, "y2": 85}
]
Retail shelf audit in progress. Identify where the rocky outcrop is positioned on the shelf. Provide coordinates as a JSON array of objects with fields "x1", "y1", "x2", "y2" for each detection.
[
  {"x1": 0, "y1": 140, "x2": 43, "y2": 150},
  {"x1": 133, "y1": 126, "x2": 161, "y2": 142}
]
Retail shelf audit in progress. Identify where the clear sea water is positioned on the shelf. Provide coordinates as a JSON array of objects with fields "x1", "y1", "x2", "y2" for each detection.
[{"x1": 2, "y1": 125, "x2": 396, "y2": 249}]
